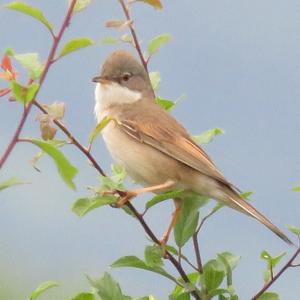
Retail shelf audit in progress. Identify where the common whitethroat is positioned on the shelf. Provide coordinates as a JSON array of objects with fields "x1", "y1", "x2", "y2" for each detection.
[{"x1": 92, "y1": 50, "x2": 291, "y2": 246}]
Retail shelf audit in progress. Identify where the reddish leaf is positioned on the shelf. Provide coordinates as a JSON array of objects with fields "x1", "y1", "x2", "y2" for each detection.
[
  {"x1": 1, "y1": 55, "x2": 13, "y2": 72},
  {"x1": 0, "y1": 55, "x2": 18, "y2": 81}
]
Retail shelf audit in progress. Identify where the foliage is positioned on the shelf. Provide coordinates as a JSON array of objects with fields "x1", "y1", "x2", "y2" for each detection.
[{"x1": 0, "y1": 1, "x2": 299, "y2": 300}]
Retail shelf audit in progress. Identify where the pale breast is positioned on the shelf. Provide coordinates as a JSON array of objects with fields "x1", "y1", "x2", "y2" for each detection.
[{"x1": 102, "y1": 122, "x2": 183, "y2": 188}]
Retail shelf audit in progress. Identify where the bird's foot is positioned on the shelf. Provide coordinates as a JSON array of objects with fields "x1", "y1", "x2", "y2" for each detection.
[{"x1": 113, "y1": 190, "x2": 137, "y2": 208}]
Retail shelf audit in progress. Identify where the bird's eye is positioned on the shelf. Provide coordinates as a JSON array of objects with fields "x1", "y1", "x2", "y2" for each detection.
[{"x1": 122, "y1": 72, "x2": 131, "y2": 82}]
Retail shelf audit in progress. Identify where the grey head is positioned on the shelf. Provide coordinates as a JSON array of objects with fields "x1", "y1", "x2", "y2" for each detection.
[{"x1": 93, "y1": 50, "x2": 154, "y2": 98}]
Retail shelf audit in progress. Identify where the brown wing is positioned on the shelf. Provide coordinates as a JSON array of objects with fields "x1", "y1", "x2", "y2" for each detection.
[{"x1": 115, "y1": 100, "x2": 237, "y2": 189}]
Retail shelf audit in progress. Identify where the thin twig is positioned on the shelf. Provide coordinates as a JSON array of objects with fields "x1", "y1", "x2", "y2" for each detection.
[
  {"x1": 0, "y1": 0, "x2": 78, "y2": 169},
  {"x1": 33, "y1": 100, "x2": 106, "y2": 176},
  {"x1": 118, "y1": 0, "x2": 148, "y2": 71},
  {"x1": 252, "y1": 245, "x2": 300, "y2": 300},
  {"x1": 192, "y1": 233, "x2": 203, "y2": 274},
  {"x1": 32, "y1": 100, "x2": 201, "y2": 300}
]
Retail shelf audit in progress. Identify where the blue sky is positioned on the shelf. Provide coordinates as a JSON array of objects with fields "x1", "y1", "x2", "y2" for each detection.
[{"x1": 0, "y1": 0, "x2": 300, "y2": 299}]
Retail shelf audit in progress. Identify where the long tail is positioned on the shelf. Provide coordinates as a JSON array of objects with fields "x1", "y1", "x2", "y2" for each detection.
[{"x1": 222, "y1": 189, "x2": 292, "y2": 245}]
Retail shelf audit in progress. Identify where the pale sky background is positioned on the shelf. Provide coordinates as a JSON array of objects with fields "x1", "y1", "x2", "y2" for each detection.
[{"x1": 0, "y1": 0, "x2": 300, "y2": 299}]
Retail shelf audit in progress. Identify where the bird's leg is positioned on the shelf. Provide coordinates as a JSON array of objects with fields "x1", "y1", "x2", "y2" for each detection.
[
  {"x1": 114, "y1": 179, "x2": 175, "y2": 207},
  {"x1": 160, "y1": 198, "x2": 182, "y2": 252}
]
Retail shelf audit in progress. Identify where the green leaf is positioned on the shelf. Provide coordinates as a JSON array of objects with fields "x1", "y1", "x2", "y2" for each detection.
[
  {"x1": 5, "y1": 2, "x2": 53, "y2": 32},
  {"x1": 174, "y1": 194, "x2": 209, "y2": 247},
  {"x1": 14, "y1": 53, "x2": 44, "y2": 79},
  {"x1": 89, "y1": 116, "x2": 113, "y2": 145},
  {"x1": 137, "y1": 0, "x2": 163, "y2": 10},
  {"x1": 292, "y1": 185, "x2": 300, "y2": 192},
  {"x1": 59, "y1": 38, "x2": 94, "y2": 58},
  {"x1": 4, "y1": 47, "x2": 15, "y2": 56},
  {"x1": 240, "y1": 191, "x2": 254, "y2": 200},
  {"x1": 10, "y1": 81, "x2": 39, "y2": 104},
  {"x1": 144, "y1": 245, "x2": 163, "y2": 268},
  {"x1": 217, "y1": 252, "x2": 240, "y2": 287},
  {"x1": 193, "y1": 128, "x2": 224, "y2": 145},
  {"x1": 171, "y1": 272, "x2": 199, "y2": 299},
  {"x1": 257, "y1": 292, "x2": 279, "y2": 300},
  {"x1": 72, "y1": 0, "x2": 91, "y2": 13},
  {"x1": 145, "y1": 189, "x2": 184, "y2": 210},
  {"x1": 149, "y1": 71, "x2": 161, "y2": 91},
  {"x1": 260, "y1": 250, "x2": 286, "y2": 268},
  {"x1": 111, "y1": 256, "x2": 178, "y2": 284},
  {"x1": 29, "y1": 281, "x2": 58, "y2": 300},
  {"x1": 87, "y1": 272, "x2": 131, "y2": 300},
  {"x1": 72, "y1": 195, "x2": 117, "y2": 217},
  {"x1": 100, "y1": 36, "x2": 119, "y2": 45},
  {"x1": 71, "y1": 292, "x2": 95, "y2": 300},
  {"x1": 202, "y1": 259, "x2": 225, "y2": 292},
  {"x1": 30, "y1": 139, "x2": 78, "y2": 190},
  {"x1": 0, "y1": 177, "x2": 24, "y2": 191},
  {"x1": 287, "y1": 224, "x2": 300, "y2": 236},
  {"x1": 148, "y1": 34, "x2": 172, "y2": 55},
  {"x1": 217, "y1": 252, "x2": 240, "y2": 271},
  {"x1": 155, "y1": 97, "x2": 175, "y2": 111},
  {"x1": 138, "y1": 296, "x2": 155, "y2": 300}
]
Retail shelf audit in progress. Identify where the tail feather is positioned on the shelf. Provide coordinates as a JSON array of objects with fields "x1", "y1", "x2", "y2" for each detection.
[{"x1": 223, "y1": 191, "x2": 292, "y2": 245}]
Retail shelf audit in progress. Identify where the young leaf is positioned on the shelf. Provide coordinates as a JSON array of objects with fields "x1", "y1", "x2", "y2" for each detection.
[
  {"x1": 71, "y1": 195, "x2": 117, "y2": 217},
  {"x1": 145, "y1": 189, "x2": 184, "y2": 210},
  {"x1": 111, "y1": 256, "x2": 178, "y2": 284},
  {"x1": 155, "y1": 97, "x2": 175, "y2": 111},
  {"x1": 0, "y1": 177, "x2": 25, "y2": 191},
  {"x1": 148, "y1": 34, "x2": 172, "y2": 56},
  {"x1": 257, "y1": 292, "x2": 279, "y2": 300},
  {"x1": 193, "y1": 128, "x2": 224, "y2": 145},
  {"x1": 171, "y1": 272, "x2": 199, "y2": 299},
  {"x1": 287, "y1": 224, "x2": 300, "y2": 236},
  {"x1": 202, "y1": 259, "x2": 225, "y2": 292},
  {"x1": 217, "y1": 252, "x2": 240, "y2": 271},
  {"x1": 144, "y1": 245, "x2": 163, "y2": 267},
  {"x1": 72, "y1": 0, "x2": 91, "y2": 13},
  {"x1": 59, "y1": 38, "x2": 94, "y2": 58},
  {"x1": 137, "y1": 0, "x2": 163, "y2": 10},
  {"x1": 29, "y1": 281, "x2": 58, "y2": 300},
  {"x1": 149, "y1": 71, "x2": 161, "y2": 90},
  {"x1": 30, "y1": 139, "x2": 78, "y2": 190},
  {"x1": 292, "y1": 185, "x2": 300, "y2": 192},
  {"x1": 100, "y1": 36, "x2": 119, "y2": 45},
  {"x1": 89, "y1": 116, "x2": 113, "y2": 145},
  {"x1": 10, "y1": 81, "x2": 39, "y2": 104},
  {"x1": 217, "y1": 252, "x2": 240, "y2": 287},
  {"x1": 138, "y1": 296, "x2": 155, "y2": 300},
  {"x1": 106, "y1": 20, "x2": 132, "y2": 31},
  {"x1": 260, "y1": 250, "x2": 286, "y2": 268},
  {"x1": 174, "y1": 194, "x2": 209, "y2": 247},
  {"x1": 71, "y1": 292, "x2": 95, "y2": 300},
  {"x1": 5, "y1": 2, "x2": 53, "y2": 32},
  {"x1": 87, "y1": 272, "x2": 131, "y2": 300},
  {"x1": 14, "y1": 53, "x2": 44, "y2": 79}
]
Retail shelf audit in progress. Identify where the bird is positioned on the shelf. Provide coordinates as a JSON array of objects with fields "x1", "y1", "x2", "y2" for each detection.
[{"x1": 92, "y1": 49, "x2": 292, "y2": 246}]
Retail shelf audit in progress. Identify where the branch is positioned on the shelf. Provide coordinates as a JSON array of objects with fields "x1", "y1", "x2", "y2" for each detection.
[
  {"x1": 118, "y1": 0, "x2": 148, "y2": 71},
  {"x1": 32, "y1": 99, "x2": 202, "y2": 300},
  {"x1": 0, "y1": 0, "x2": 78, "y2": 169},
  {"x1": 252, "y1": 245, "x2": 300, "y2": 300},
  {"x1": 32, "y1": 100, "x2": 106, "y2": 176}
]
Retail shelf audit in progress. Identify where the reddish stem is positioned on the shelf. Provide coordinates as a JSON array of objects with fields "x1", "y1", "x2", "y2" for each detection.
[
  {"x1": 118, "y1": 0, "x2": 148, "y2": 71},
  {"x1": 0, "y1": 0, "x2": 78, "y2": 169},
  {"x1": 252, "y1": 245, "x2": 300, "y2": 300}
]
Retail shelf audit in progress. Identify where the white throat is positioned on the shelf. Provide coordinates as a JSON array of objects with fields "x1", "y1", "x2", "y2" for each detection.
[{"x1": 94, "y1": 82, "x2": 141, "y2": 122}]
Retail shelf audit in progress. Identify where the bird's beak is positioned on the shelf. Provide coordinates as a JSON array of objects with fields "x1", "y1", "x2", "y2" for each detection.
[{"x1": 92, "y1": 76, "x2": 111, "y2": 84}]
